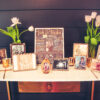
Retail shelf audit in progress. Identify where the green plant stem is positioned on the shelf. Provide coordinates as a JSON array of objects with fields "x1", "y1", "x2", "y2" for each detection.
[
  {"x1": 87, "y1": 23, "x2": 92, "y2": 37},
  {"x1": 16, "y1": 24, "x2": 19, "y2": 40},
  {"x1": 19, "y1": 29, "x2": 28, "y2": 37}
]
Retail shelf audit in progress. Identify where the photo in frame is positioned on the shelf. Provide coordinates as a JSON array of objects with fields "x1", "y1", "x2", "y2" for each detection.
[
  {"x1": 35, "y1": 28, "x2": 64, "y2": 64},
  {"x1": 13, "y1": 53, "x2": 36, "y2": 71},
  {"x1": 75, "y1": 56, "x2": 86, "y2": 69},
  {"x1": 91, "y1": 59, "x2": 100, "y2": 71},
  {"x1": 73, "y1": 43, "x2": 88, "y2": 57},
  {"x1": 10, "y1": 43, "x2": 26, "y2": 62},
  {"x1": 0, "y1": 48, "x2": 7, "y2": 64},
  {"x1": 53, "y1": 59, "x2": 68, "y2": 70}
]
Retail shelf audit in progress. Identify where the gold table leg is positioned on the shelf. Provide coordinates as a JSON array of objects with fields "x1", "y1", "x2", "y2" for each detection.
[
  {"x1": 6, "y1": 81, "x2": 11, "y2": 100},
  {"x1": 91, "y1": 81, "x2": 95, "y2": 100}
]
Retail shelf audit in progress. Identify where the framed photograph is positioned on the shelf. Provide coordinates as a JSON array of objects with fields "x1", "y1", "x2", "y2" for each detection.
[
  {"x1": 35, "y1": 28, "x2": 64, "y2": 64},
  {"x1": 13, "y1": 53, "x2": 36, "y2": 71},
  {"x1": 0, "y1": 48, "x2": 7, "y2": 64},
  {"x1": 53, "y1": 59, "x2": 68, "y2": 70},
  {"x1": 73, "y1": 43, "x2": 88, "y2": 57},
  {"x1": 10, "y1": 43, "x2": 26, "y2": 62},
  {"x1": 91, "y1": 59, "x2": 100, "y2": 71},
  {"x1": 75, "y1": 56, "x2": 86, "y2": 69},
  {"x1": 97, "y1": 45, "x2": 100, "y2": 59}
]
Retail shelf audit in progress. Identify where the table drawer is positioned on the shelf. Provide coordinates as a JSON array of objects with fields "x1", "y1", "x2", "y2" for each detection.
[{"x1": 18, "y1": 82, "x2": 80, "y2": 93}]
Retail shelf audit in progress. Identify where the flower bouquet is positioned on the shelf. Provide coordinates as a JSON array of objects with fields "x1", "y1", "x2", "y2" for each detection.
[
  {"x1": 0, "y1": 17, "x2": 34, "y2": 43},
  {"x1": 84, "y1": 12, "x2": 100, "y2": 58}
]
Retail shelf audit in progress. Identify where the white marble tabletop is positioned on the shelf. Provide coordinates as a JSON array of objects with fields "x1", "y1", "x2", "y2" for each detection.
[{"x1": 1, "y1": 65, "x2": 97, "y2": 82}]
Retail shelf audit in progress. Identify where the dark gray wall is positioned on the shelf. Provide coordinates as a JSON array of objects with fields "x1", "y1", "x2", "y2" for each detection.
[{"x1": 0, "y1": 0, "x2": 100, "y2": 100}]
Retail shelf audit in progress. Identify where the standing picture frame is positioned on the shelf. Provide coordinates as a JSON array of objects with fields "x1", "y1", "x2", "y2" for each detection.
[
  {"x1": 10, "y1": 43, "x2": 26, "y2": 62},
  {"x1": 73, "y1": 43, "x2": 88, "y2": 57},
  {"x1": 35, "y1": 28, "x2": 64, "y2": 64},
  {"x1": 0, "y1": 48, "x2": 7, "y2": 64},
  {"x1": 75, "y1": 56, "x2": 86, "y2": 69},
  {"x1": 13, "y1": 53, "x2": 36, "y2": 71},
  {"x1": 53, "y1": 58, "x2": 68, "y2": 70}
]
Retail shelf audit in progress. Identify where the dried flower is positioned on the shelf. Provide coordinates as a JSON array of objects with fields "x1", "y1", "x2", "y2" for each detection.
[
  {"x1": 85, "y1": 15, "x2": 92, "y2": 23},
  {"x1": 11, "y1": 17, "x2": 21, "y2": 27},
  {"x1": 91, "y1": 12, "x2": 97, "y2": 19},
  {"x1": 28, "y1": 26, "x2": 34, "y2": 32}
]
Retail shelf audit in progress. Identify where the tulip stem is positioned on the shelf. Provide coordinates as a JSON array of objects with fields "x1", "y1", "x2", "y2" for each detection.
[{"x1": 19, "y1": 29, "x2": 28, "y2": 37}]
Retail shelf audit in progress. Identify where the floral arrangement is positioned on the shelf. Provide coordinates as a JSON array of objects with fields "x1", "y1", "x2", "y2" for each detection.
[
  {"x1": 84, "y1": 12, "x2": 100, "y2": 58},
  {"x1": 0, "y1": 17, "x2": 34, "y2": 43}
]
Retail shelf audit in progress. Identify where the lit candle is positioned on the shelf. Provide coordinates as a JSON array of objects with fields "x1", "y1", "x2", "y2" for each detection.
[{"x1": 2, "y1": 58, "x2": 9, "y2": 68}]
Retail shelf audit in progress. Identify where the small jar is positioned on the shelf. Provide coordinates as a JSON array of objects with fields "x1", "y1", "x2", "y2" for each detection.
[
  {"x1": 2, "y1": 58, "x2": 9, "y2": 68},
  {"x1": 86, "y1": 58, "x2": 92, "y2": 68},
  {"x1": 68, "y1": 57, "x2": 75, "y2": 66}
]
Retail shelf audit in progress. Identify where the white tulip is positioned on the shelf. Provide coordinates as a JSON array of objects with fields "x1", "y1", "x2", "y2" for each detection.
[
  {"x1": 95, "y1": 20, "x2": 100, "y2": 27},
  {"x1": 85, "y1": 15, "x2": 92, "y2": 23},
  {"x1": 11, "y1": 17, "x2": 21, "y2": 27},
  {"x1": 28, "y1": 26, "x2": 34, "y2": 32},
  {"x1": 91, "y1": 12, "x2": 97, "y2": 19},
  {"x1": 96, "y1": 15, "x2": 100, "y2": 22}
]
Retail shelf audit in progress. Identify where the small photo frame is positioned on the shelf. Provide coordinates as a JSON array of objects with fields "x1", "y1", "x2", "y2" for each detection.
[
  {"x1": 10, "y1": 43, "x2": 26, "y2": 62},
  {"x1": 91, "y1": 59, "x2": 100, "y2": 71},
  {"x1": 75, "y1": 56, "x2": 86, "y2": 69},
  {"x1": 96, "y1": 45, "x2": 100, "y2": 60},
  {"x1": 73, "y1": 43, "x2": 88, "y2": 57},
  {"x1": 53, "y1": 59, "x2": 68, "y2": 70},
  {"x1": 0, "y1": 48, "x2": 7, "y2": 64},
  {"x1": 13, "y1": 53, "x2": 36, "y2": 71}
]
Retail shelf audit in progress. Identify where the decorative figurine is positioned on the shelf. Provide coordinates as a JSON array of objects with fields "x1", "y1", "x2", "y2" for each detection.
[{"x1": 41, "y1": 58, "x2": 52, "y2": 74}]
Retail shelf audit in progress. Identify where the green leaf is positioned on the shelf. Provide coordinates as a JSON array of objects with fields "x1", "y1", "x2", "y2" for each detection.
[
  {"x1": 96, "y1": 36, "x2": 100, "y2": 42},
  {"x1": 0, "y1": 29, "x2": 12, "y2": 37},
  {"x1": 84, "y1": 36, "x2": 90, "y2": 43},
  {"x1": 91, "y1": 38, "x2": 98, "y2": 46}
]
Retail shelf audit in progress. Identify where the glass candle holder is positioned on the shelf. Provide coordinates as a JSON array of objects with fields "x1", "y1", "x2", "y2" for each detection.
[
  {"x1": 2, "y1": 58, "x2": 9, "y2": 68},
  {"x1": 86, "y1": 58, "x2": 92, "y2": 68},
  {"x1": 68, "y1": 57, "x2": 75, "y2": 66}
]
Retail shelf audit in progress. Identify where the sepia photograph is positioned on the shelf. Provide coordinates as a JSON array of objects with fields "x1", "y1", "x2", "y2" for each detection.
[{"x1": 73, "y1": 43, "x2": 88, "y2": 57}]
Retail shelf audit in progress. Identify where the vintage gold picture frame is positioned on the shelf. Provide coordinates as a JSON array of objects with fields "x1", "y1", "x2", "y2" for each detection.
[{"x1": 73, "y1": 43, "x2": 88, "y2": 57}]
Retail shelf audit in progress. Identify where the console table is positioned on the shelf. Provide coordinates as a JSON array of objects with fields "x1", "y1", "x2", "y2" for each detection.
[{"x1": 0, "y1": 65, "x2": 98, "y2": 100}]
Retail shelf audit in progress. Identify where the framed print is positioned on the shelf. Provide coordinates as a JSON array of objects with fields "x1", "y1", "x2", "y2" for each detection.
[
  {"x1": 75, "y1": 56, "x2": 86, "y2": 69},
  {"x1": 0, "y1": 48, "x2": 7, "y2": 64},
  {"x1": 41, "y1": 58, "x2": 52, "y2": 74},
  {"x1": 10, "y1": 43, "x2": 26, "y2": 62},
  {"x1": 73, "y1": 43, "x2": 88, "y2": 57},
  {"x1": 53, "y1": 59, "x2": 68, "y2": 70},
  {"x1": 13, "y1": 53, "x2": 36, "y2": 71},
  {"x1": 97, "y1": 45, "x2": 100, "y2": 59},
  {"x1": 35, "y1": 28, "x2": 64, "y2": 64},
  {"x1": 91, "y1": 59, "x2": 100, "y2": 71}
]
